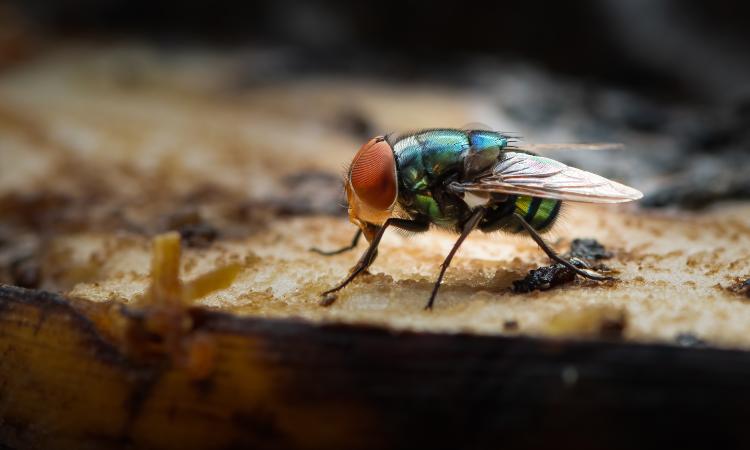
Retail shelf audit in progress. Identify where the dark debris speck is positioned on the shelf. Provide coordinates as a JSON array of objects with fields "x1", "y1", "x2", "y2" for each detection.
[
  {"x1": 179, "y1": 222, "x2": 218, "y2": 248},
  {"x1": 568, "y1": 238, "x2": 613, "y2": 261},
  {"x1": 335, "y1": 108, "x2": 375, "y2": 140},
  {"x1": 10, "y1": 256, "x2": 41, "y2": 289},
  {"x1": 600, "y1": 315, "x2": 627, "y2": 340},
  {"x1": 675, "y1": 333, "x2": 708, "y2": 348},
  {"x1": 512, "y1": 263, "x2": 577, "y2": 293},
  {"x1": 728, "y1": 278, "x2": 750, "y2": 299},
  {"x1": 163, "y1": 208, "x2": 219, "y2": 248},
  {"x1": 503, "y1": 320, "x2": 519, "y2": 331},
  {"x1": 514, "y1": 240, "x2": 613, "y2": 293},
  {"x1": 271, "y1": 171, "x2": 345, "y2": 216}
]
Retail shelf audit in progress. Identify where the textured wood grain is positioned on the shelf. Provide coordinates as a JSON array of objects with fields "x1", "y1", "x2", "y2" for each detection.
[
  {"x1": 2, "y1": 46, "x2": 750, "y2": 450},
  {"x1": 2, "y1": 285, "x2": 750, "y2": 450},
  {"x1": 1, "y1": 48, "x2": 749, "y2": 349}
]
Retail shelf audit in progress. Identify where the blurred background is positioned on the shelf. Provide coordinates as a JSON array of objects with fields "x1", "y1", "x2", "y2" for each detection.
[
  {"x1": 6, "y1": 0, "x2": 750, "y2": 98},
  {"x1": 6, "y1": 0, "x2": 750, "y2": 96},
  {"x1": 1, "y1": 0, "x2": 750, "y2": 232},
  {"x1": 3, "y1": 0, "x2": 750, "y2": 212}
]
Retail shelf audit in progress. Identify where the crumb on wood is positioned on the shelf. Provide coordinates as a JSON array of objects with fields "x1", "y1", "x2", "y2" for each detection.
[
  {"x1": 512, "y1": 263, "x2": 577, "y2": 293},
  {"x1": 514, "y1": 239, "x2": 615, "y2": 293},
  {"x1": 121, "y1": 232, "x2": 241, "y2": 379}
]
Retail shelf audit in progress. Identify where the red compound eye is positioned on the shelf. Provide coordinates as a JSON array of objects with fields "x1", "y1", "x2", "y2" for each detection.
[{"x1": 349, "y1": 138, "x2": 397, "y2": 211}]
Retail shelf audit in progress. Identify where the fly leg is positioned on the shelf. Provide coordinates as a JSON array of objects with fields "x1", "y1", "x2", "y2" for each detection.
[
  {"x1": 425, "y1": 208, "x2": 486, "y2": 310},
  {"x1": 513, "y1": 212, "x2": 613, "y2": 281},
  {"x1": 321, "y1": 217, "x2": 429, "y2": 304},
  {"x1": 311, "y1": 229, "x2": 362, "y2": 255}
]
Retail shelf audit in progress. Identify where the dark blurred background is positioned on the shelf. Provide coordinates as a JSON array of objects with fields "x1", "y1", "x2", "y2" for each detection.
[
  {"x1": 3, "y1": 0, "x2": 750, "y2": 208},
  {"x1": 8, "y1": 0, "x2": 750, "y2": 102}
]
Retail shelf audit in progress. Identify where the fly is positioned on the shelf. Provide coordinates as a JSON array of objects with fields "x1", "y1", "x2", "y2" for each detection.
[{"x1": 313, "y1": 128, "x2": 642, "y2": 309}]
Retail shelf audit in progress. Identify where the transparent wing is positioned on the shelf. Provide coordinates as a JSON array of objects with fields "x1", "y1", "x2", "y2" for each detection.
[
  {"x1": 459, "y1": 152, "x2": 643, "y2": 203},
  {"x1": 509, "y1": 142, "x2": 625, "y2": 152}
]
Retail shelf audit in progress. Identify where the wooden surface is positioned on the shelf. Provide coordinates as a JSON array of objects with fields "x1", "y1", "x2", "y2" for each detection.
[
  {"x1": 1, "y1": 284, "x2": 750, "y2": 450},
  {"x1": 2, "y1": 45, "x2": 750, "y2": 449},
  {"x1": 0, "y1": 46, "x2": 749, "y2": 349}
]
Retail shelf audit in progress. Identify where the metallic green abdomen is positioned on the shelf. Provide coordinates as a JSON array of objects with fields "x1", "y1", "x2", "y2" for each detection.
[
  {"x1": 513, "y1": 196, "x2": 562, "y2": 232},
  {"x1": 481, "y1": 195, "x2": 562, "y2": 233}
]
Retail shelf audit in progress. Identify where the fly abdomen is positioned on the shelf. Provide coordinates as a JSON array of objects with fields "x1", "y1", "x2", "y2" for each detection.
[
  {"x1": 514, "y1": 196, "x2": 562, "y2": 232},
  {"x1": 480, "y1": 195, "x2": 562, "y2": 233}
]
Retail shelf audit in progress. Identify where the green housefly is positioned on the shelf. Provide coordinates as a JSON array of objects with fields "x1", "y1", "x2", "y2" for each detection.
[{"x1": 313, "y1": 128, "x2": 642, "y2": 309}]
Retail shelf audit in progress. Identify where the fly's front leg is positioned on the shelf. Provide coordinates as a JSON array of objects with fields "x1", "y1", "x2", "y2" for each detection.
[
  {"x1": 513, "y1": 213, "x2": 613, "y2": 281},
  {"x1": 320, "y1": 226, "x2": 388, "y2": 301},
  {"x1": 425, "y1": 208, "x2": 485, "y2": 310},
  {"x1": 310, "y1": 229, "x2": 362, "y2": 256},
  {"x1": 320, "y1": 217, "x2": 429, "y2": 305}
]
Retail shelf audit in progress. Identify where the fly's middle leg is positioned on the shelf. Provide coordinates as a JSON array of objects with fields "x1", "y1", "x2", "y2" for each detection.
[{"x1": 425, "y1": 208, "x2": 486, "y2": 310}]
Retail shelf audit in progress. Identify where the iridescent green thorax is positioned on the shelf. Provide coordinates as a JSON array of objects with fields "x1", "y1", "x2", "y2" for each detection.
[
  {"x1": 392, "y1": 129, "x2": 469, "y2": 193},
  {"x1": 391, "y1": 129, "x2": 508, "y2": 227}
]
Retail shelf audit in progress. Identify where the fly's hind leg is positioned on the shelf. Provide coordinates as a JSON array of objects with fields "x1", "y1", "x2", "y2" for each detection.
[
  {"x1": 311, "y1": 229, "x2": 362, "y2": 256},
  {"x1": 513, "y1": 212, "x2": 613, "y2": 281}
]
